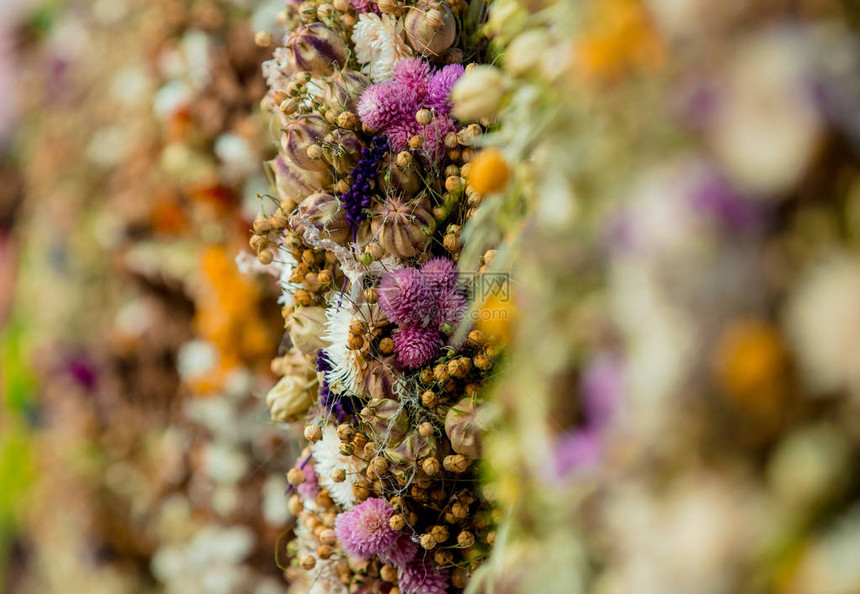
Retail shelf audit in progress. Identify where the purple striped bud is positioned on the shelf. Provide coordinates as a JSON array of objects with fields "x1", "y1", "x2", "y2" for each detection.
[
  {"x1": 283, "y1": 23, "x2": 349, "y2": 75},
  {"x1": 281, "y1": 114, "x2": 331, "y2": 173},
  {"x1": 271, "y1": 156, "x2": 333, "y2": 203},
  {"x1": 324, "y1": 70, "x2": 371, "y2": 113},
  {"x1": 290, "y1": 192, "x2": 350, "y2": 244}
]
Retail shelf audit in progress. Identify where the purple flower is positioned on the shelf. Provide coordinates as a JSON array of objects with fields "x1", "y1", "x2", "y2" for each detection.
[
  {"x1": 357, "y1": 58, "x2": 463, "y2": 161},
  {"x1": 436, "y1": 289, "x2": 466, "y2": 327},
  {"x1": 427, "y1": 64, "x2": 464, "y2": 112},
  {"x1": 397, "y1": 557, "x2": 450, "y2": 594},
  {"x1": 335, "y1": 498, "x2": 401, "y2": 559},
  {"x1": 393, "y1": 325, "x2": 444, "y2": 368},
  {"x1": 379, "y1": 268, "x2": 434, "y2": 326},
  {"x1": 421, "y1": 257, "x2": 459, "y2": 293}
]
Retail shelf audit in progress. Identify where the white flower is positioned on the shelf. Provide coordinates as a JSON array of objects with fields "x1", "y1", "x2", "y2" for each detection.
[
  {"x1": 352, "y1": 13, "x2": 412, "y2": 83},
  {"x1": 786, "y1": 255, "x2": 860, "y2": 397},
  {"x1": 311, "y1": 425, "x2": 366, "y2": 508},
  {"x1": 321, "y1": 302, "x2": 375, "y2": 396}
]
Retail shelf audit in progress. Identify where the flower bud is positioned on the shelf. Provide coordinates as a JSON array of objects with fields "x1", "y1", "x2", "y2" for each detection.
[
  {"x1": 445, "y1": 397, "x2": 486, "y2": 459},
  {"x1": 360, "y1": 398, "x2": 409, "y2": 445},
  {"x1": 283, "y1": 23, "x2": 349, "y2": 75},
  {"x1": 287, "y1": 306, "x2": 331, "y2": 356},
  {"x1": 270, "y1": 156, "x2": 332, "y2": 203},
  {"x1": 405, "y1": 0, "x2": 456, "y2": 57},
  {"x1": 282, "y1": 114, "x2": 331, "y2": 172},
  {"x1": 266, "y1": 375, "x2": 314, "y2": 422},
  {"x1": 451, "y1": 66, "x2": 507, "y2": 122},
  {"x1": 371, "y1": 196, "x2": 436, "y2": 258},
  {"x1": 322, "y1": 129, "x2": 364, "y2": 174},
  {"x1": 290, "y1": 193, "x2": 350, "y2": 244},
  {"x1": 378, "y1": 156, "x2": 422, "y2": 197},
  {"x1": 324, "y1": 70, "x2": 371, "y2": 113}
]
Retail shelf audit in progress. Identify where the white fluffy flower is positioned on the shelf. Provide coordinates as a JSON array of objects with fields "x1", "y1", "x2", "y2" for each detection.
[
  {"x1": 311, "y1": 425, "x2": 366, "y2": 508},
  {"x1": 321, "y1": 302, "x2": 376, "y2": 396},
  {"x1": 352, "y1": 13, "x2": 412, "y2": 83},
  {"x1": 786, "y1": 255, "x2": 860, "y2": 397}
]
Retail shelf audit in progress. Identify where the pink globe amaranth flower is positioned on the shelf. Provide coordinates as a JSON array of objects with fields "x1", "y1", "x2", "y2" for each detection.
[
  {"x1": 421, "y1": 257, "x2": 459, "y2": 292},
  {"x1": 398, "y1": 556, "x2": 450, "y2": 594},
  {"x1": 378, "y1": 532, "x2": 419, "y2": 567},
  {"x1": 378, "y1": 268, "x2": 434, "y2": 326},
  {"x1": 357, "y1": 58, "x2": 462, "y2": 161},
  {"x1": 335, "y1": 498, "x2": 399, "y2": 558},
  {"x1": 393, "y1": 325, "x2": 444, "y2": 368},
  {"x1": 427, "y1": 64, "x2": 464, "y2": 112},
  {"x1": 350, "y1": 0, "x2": 380, "y2": 13},
  {"x1": 436, "y1": 288, "x2": 466, "y2": 327},
  {"x1": 392, "y1": 57, "x2": 432, "y2": 95},
  {"x1": 296, "y1": 463, "x2": 320, "y2": 501}
]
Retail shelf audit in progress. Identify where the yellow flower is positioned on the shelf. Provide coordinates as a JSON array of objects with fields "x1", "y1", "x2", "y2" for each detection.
[{"x1": 468, "y1": 149, "x2": 510, "y2": 196}]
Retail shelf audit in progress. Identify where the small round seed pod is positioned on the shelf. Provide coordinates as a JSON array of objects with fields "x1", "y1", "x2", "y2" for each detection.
[
  {"x1": 253, "y1": 216, "x2": 272, "y2": 233},
  {"x1": 443, "y1": 233, "x2": 460, "y2": 253},
  {"x1": 474, "y1": 353, "x2": 493, "y2": 370},
  {"x1": 287, "y1": 467, "x2": 307, "y2": 485},
  {"x1": 451, "y1": 568, "x2": 469, "y2": 588},
  {"x1": 422, "y1": 457, "x2": 440, "y2": 476},
  {"x1": 370, "y1": 456, "x2": 389, "y2": 477},
  {"x1": 444, "y1": 454, "x2": 470, "y2": 473},
  {"x1": 451, "y1": 501, "x2": 469, "y2": 519},
  {"x1": 418, "y1": 422, "x2": 434, "y2": 437},
  {"x1": 289, "y1": 494, "x2": 303, "y2": 515},
  {"x1": 318, "y1": 269, "x2": 333, "y2": 285},
  {"x1": 457, "y1": 531, "x2": 475, "y2": 548},
  {"x1": 416, "y1": 108, "x2": 433, "y2": 125},
  {"x1": 445, "y1": 175, "x2": 464, "y2": 192},
  {"x1": 317, "y1": 544, "x2": 333, "y2": 559},
  {"x1": 377, "y1": 337, "x2": 394, "y2": 355},
  {"x1": 331, "y1": 468, "x2": 346, "y2": 483},
  {"x1": 435, "y1": 549, "x2": 454, "y2": 565},
  {"x1": 352, "y1": 481, "x2": 371, "y2": 501},
  {"x1": 333, "y1": 0, "x2": 349, "y2": 10},
  {"x1": 420, "y1": 533, "x2": 437, "y2": 550},
  {"x1": 396, "y1": 151, "x2": 413, "y2": 168},
  {"x1": 320, "y1": 528, "x2": 337, "y2": 545},
  {"x1": 347, "y1": 333, "x2": 365, "y2": 350},
  {"x1": 420, "y1": 369, "x2": 434, "y2": 385},
  {"x1": 467, "y1": 329, "x2": 486, "y2": 346},
  {"x1": 363, "y1": 286, "x2": 379, "y2": 304},
  {"x1": 389, "y1": 514, "x2": 406, "y2": 530},
  {"x1": 339, "y1": 443, "x2": 355, "y2": 456},
  {"x1": 291, "y1": 193, "x2": 350, "y2": 244},
  {"x1": 433, "y1": 364, "x2": 450, "y2": 383},
  {"x1": 249, "y1": 234, "x2": 268, "y2": 251},
  {"x1": 337, "y1": 423, "x2": 356, "y2": 442},
  {"x1": 421, "y1": 391, "x2": 438, "y2": 408},
  {"x1": 408, "y1": 135, "x2": 423, "y2": 149},
  {"x1": 301, "y1": 554, "x2": 316, "y2": 570},
  {"x1": 430, "y1": 525, "x2": 449, "y2": 543},
  {"x1": 283, "y1": 24, "x2": 349, "y2": 75},
  {"x1": 258, "y1": 249, "x2": 274, "y2": 265},
  {"x1": 377, "y1": 0, "x2": 400, "y2": 14}
]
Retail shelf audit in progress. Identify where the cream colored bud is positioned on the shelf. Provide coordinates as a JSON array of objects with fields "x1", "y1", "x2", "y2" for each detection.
[{"x1": 451, "y1": 66, "x2": 506, "y2": 122}]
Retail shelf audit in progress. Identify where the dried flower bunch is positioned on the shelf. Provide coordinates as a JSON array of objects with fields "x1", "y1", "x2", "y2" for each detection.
[{"x1": 252, "y1": 0, "x2": 506, "y2": 591}]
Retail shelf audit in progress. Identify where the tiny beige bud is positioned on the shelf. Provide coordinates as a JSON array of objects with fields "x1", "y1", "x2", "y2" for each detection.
[
  {"x1": 420, "y1": 533, "x2": 437, "y2": 550},
  {"x1": 416, "y1": 108, "x2": 432, "y2": 125},
  {"x1": 253, "y1": 216, "x2": 272, "y2": 234},
  {"x1": 331, "y1": 468, "x2": 347, "y2": 483},
  {"x1": 418, "y1": 422, "x2": 434, "y2": 438},
  {"x1": 451, "y1": 501, "x2": 469, "y2": 519},
  {"x1": 336, "y1": 423, "x2": 355, "y2": 442},
  {"x1": 445, "y1": 176, "x2": 463, "y2": 192},
  {"x1": 378, "y1": 336, "x2": 394, "y2": 355},
  {"x1": 422, "y1": 457, "x2": 440, "y2": 476},
  {"x1": 380, "y1": 564, "x2": 398, "y2": 582},
  {"x1": 333, "y1": 0, "x2": 349, "y2": 10},
  {"x1": 318, "y1": 269, "x2": 333, "y2": 285},
  {"x1": 451, "y1": 567, "x2": 469, "y2": 588},
  {"x1": 289, "y1": 494, "x2": 303, "y2": 515},
  {"x1": 370, "y1": 456, "x2": 389, "y2": 477},
  {"x1": 258, "y1": 249, "x2": 274, "y2": 265},
  {"x1": 389, "y1": 514, "x2": 406, "y2": 530},
  {"x1": 300, "y1": 554, "x2": 316, "y2": 570},
  {"x1": 339, "y1": 442, "x2": 355, "y2": 456},
  {"x1": 444, "y1": 454, "x2": 470, "y2": 473},
  {"x1": 287, "y1": 467, "x2": 306, "y2": 485},
  {"x1": 421, "y1": 390, "x2": 438, "y2": 408},
  {"x1": 396, "y1": 151, "x2": 413, "y2": 168},
  {"x1": 430, "y1": 525, "x2": 449, "y2": 543},
  {"x1": 408, "y1": 135, "x2": 423, "y2": 149},
  {"x1": 435, "y1": 549, "x2": 453, "y2": 565},
  {"x1": 320, "y1": 528, "x2": 337, "y2": 546},
  {"x1": 317, "y1": 544, "x2": 333, "y2": 559},
  {"x1": 457, "y1": 531, "x2": 475, "y2": 548}
]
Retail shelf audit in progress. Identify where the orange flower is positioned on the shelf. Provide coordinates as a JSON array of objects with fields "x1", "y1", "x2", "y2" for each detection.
[{"x1": 715, "y1": 319, "x2": 787, "y2": 411}]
